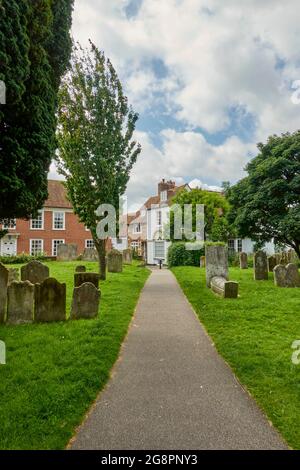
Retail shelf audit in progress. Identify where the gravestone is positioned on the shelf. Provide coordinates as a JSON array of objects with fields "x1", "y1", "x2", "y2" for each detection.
[
  {"x1": 122, "y1": 248, "x2": 132, "y2": 265},
  {"x1": 0, "y1": 263, "x2": 9, "y2": 323},
  {"x1": 267, "y1": 255, "x2": 277, "y2": 273},
  {"x1": 286, "y1": 263, "x2": 300, "y2": 288},
  {"x1": 200, "y1": 256, "x2": 206, "y2": 268},
  {"x1": 74, "y1": 272, "x2": 99, "y2": 289},
  {"x1": 253, "y1": 251, "x2": 268, "y2": 280},
  {"x1": 205, "y1": 245, "x2": 228, "y2": 287},
  {"x1": 274, "y1": 264, "x2": 287, "y2": 287},
  {"x1": 57, "y1": 243, "x2": 78, "y2": 261},
  {"x1": 275, "y1": 253, "x2": 281, "y2": 265},
  {"x1": 280, "y1": 252, "x2": 289, "y2": 265},
  {"x1": 8, "y1": 268, "x2": 20, "y2": 284},
  {"x1": 70, "y1": 282, "x2": 100, "y2": 319},
  {"x1": 108, "y1": 249, "x2": 123, "y2": 273},
  {"x1": 75, "y1": 265, "x2": 86, "y2": 273},
  {"x1": 239, "y1": 252, "x2": 248, "y2": 269},
  {"x1": 211, "y1": 276, "x2": 239, "y2": 299},
  {"x1": 82, "y1": 248, "x2": 98, "y2": 261},
  {"x1": 7, "y1": 281, "x2": 34, "y2": 325},
  {"x1": 21, "y1": 260, "x2": 49, "y2": 284},
  {"x1": 35, "y1": 278, "x2": 66, "y2": 322}
]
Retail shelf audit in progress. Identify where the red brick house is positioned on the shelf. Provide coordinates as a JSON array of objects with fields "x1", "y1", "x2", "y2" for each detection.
[{"x1": 0, "y1": 180, "x2": 95, "y2": 257}]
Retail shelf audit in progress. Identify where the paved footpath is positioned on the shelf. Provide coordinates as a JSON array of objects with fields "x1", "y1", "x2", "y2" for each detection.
[{"x1": 70, "y1": 269, "x2": 287, "y2": 450}]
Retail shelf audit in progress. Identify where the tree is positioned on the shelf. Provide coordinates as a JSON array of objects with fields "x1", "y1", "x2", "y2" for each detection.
[
  {"x1": 0, "y1": 0, "x2": 74, "y2": 220},
  {"x1": 168, "y1": 188, "x2": 231, "y2": 242},
  {"x1": 226, "y1": 131, "x2": 300, "y2": 257},
  {"x1": 56, "y1": 42, "x2": 141, "y2": 279}
]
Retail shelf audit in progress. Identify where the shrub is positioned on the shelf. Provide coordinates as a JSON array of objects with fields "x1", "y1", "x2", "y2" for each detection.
[
  {"x1": 0, "y1": 253, "x2": 48, "y2": 265},
  {"x1": 168, "y1": 242, "x2": 204, "y2": 267}
]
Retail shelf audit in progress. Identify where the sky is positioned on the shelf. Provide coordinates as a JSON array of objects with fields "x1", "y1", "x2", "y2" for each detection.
[{"x1": 49, "y1": 0, "x2": 300, "y2": 211}]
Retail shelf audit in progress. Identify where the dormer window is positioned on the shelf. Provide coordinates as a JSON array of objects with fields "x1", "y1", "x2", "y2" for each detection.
[{"x1": 160, "y1": 190, "x2": 167, "y2": 202}]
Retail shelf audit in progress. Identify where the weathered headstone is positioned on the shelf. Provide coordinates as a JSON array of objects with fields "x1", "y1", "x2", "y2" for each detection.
[
  {"x1": 74, "y1": 272, "x2": 99, "y2": 289},
  {"x1": 0, "y1": 263, "x2": 9, "y2": 323},
  {"x1": 267, "y1": 255, "x2": 277, "y2": 273},
  {"x1": 211, "y1": 276, "x2": 239, "y2": 298},
  {"x1": 274, "y1": 264, "x2": 287, "y2": 287},
  {"x1": 7, "y1": 281, "x2": 34, "y2": 325},
  {"x1": 275, "y1": 253, "x2": 281, "y2": 265},
  {"x1": 253, "y1": 250, "x2": 268, "y2": 280},
  {"x1": 239, "y1": 252, "x2": 248, "y2": 269},
  {"x1": 205, "y1": 245, "x2": 228, "y2": 287},
  {"x1": 75, "y1": 265, "x2": 86, "y2": 273},
  {"x1": 34, "y1": 278, "x2": 66, "y2": 322},
  {"x1": 200, "y1": 256, "x2": 206, "y2": 268},
  {"x1": 57, "y1": 243, "x2": 78, "y2": 261},
  {"x1": 286, "y1": 263, "x2": 300, "y2": 288},
  {"x1": 8, "y1": 268, "x2": 20, "y2": 284},
  {"x1": 82, "y1": 248, "x2": 98, "y2": 261},
  {"x1": 108, "y1": 249, "x2": 123, "y2": 273},
  {"x1": 122, "y1": 248, "x2": 132, "y2": 265},
  {"x1": 70, "y1": 282, "x2": 100, "y2": 319},
  {"x1": 21, "y1": 260, "x2": 49, "y2": 284}
]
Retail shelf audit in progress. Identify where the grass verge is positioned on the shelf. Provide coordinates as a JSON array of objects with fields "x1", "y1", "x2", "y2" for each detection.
[
  {"x1": 172, "y1": 266, "x2": 300, "y2": 449},
  {"x1": 0, "y1": 261, "x2": 149, "y2": 450}
]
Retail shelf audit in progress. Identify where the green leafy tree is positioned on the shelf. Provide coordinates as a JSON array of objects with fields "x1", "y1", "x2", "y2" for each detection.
[
  {"x1": 168, "y1": 188, "x2": 231, "y2": 242},
  {"x1": 56, "y1": 42, "x2": 141, "y2": 279},
  {"x1": 226, "y1": 131, "x2": 300, "y2": 257},
  {"x1": 0, "y1": 0, "x2": 74, "y2": 220}
]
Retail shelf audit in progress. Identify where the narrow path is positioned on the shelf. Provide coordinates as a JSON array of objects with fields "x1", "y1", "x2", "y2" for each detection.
[{"x1": 70, "y1": 269, "x2": 286, "y2": 450}]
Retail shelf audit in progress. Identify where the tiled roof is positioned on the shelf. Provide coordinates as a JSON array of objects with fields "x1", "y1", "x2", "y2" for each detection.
[{"x1": 44, "y1": 180, "x2": 72, "y2": 209}]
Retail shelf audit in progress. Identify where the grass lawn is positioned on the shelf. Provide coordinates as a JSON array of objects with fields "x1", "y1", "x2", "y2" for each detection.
[
  {"x1": 172, "y1": 266, "x2": 300, "y2": 450},
  {"x1": 0, "y1": 261, "x2": 150, "y2": 450}
]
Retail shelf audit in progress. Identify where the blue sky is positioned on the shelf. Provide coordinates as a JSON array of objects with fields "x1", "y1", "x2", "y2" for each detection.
[{"x1": 50, "y1": 0, "x2": 300, "y2": 210}]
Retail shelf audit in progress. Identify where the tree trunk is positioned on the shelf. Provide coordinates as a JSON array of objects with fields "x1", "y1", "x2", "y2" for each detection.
[{"x1": 95, "y1": 238, "x2": 106, "y2": 280}]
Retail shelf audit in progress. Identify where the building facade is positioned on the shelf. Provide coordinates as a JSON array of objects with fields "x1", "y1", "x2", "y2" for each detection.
[{"x1": 0, "y1": 180, "x2": 94, "y2": 257}]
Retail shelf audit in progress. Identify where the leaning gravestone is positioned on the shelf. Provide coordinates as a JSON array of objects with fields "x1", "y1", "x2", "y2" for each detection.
[
  {"x1": 267, "y1": 255, "x2": 277, "y2": 273},
  {"x1": 108, "y1": 249, "x2": 123, "y2": 273},
  {"x1": 75, "y1": 265, "x2": 86, "y2": 273},
  {"x1": 34, "y1": 278, "x2": 66, "y2": 322},
  {"x1": 286, "y1": 263, "x2": 300, "y2": 288},
  {"x1": 7, "y1": 281, "x2": 34, "y2": 325},
  {"x1": 205, "y1": 245, "x2": 228, "y2": 287},
  {"x1": 122, "y1": 248, "x2": 132, "y2": 265},
  {"x1": 239, "y1": 252, "x2": 248, "y2": 269},
  {"x1": 0, "y1": 263, "x2": 9, "y2": 323},
  {"x1": 57, "y1": 243, "x2": 78, "y2": 261},
  {"x1": 211, "y1": 276, "x2": 238, "y2": 298},
  {"x1": 82, "y1": 248, "x2": 98, "y2": 261},
  {"x1": 70, "y1": 282, "x2": 100, "y2": 319},
  {"x1": 274, "y1": 264, "x2": 287, "y2": 287},
  {"x1": 74, "y1": 272, "x2": 99, "y2": 289},
  {"x1": 253, "y1": 251, "x2": 268, "y2": 280},
  {"x1": 200, "y1": 256, "x2": 206, "y2": 268},
  {"x1": 21, "y1": 260, "x2": 49, "y2": 284}
]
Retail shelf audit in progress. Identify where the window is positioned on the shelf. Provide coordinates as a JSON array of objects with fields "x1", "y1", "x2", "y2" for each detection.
[
  {"x1": 53, "y1": 211, "x2": 65, "y2": 230},
  {"x1": 30, "y1": 239, "x2": 43, "y2": 256},
  {"x1": 131, "y1": 241, "x2": 139, "y2": 250},
  {"x1": 133, "y1": 223, "x2": 141, "y2": 233},
  {"x1": 30, "y1": 210, "x2": 43, "y2": 230},
  {"x1": 85, "y1": 239, "x2": 95, "y2": 248},
  {"x1": 157, "y1": 210, "x2": 162, "y2": 227},
  {"x1": 228, "y1": 239, "x2": 235, "y2": 254},
  {"x1": 2, "y1": 219, "x2": 16, "y2": 229},
  {"x1": 117, "y1": 238, "x2": 123, "y2": 245},
  {"x1": 237, "y1": 239, "x2": 243, "y2": 252},
  {"x1": 52, "y1": 239, "x2": 65, "y2": 256},
  {"x1": 154, "y1": 241, "x2": 165, "y2": 259},
  {"x1": 160, "y1": 190, "x2": 167, "y2": 202}
]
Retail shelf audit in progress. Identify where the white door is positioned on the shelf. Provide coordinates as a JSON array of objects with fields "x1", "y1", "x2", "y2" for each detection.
[{"x1": 1, "y1": 238, "x2": 17, "y2": 256}]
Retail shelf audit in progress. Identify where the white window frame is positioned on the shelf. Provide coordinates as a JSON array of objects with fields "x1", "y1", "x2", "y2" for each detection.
[
  {"x1": 154, "y1": 240, "x2": 165, "y2": 259},
  {"x1": 2, "y1": 219, "x2": 16, "y2": 230},
  {"x1": 30, "y1": 239, "x2": 44, "y2": 256},
  {"x1": 85, "y1": 239, "x2": 95, "y2": 248},
  {"x1": 52, "y1": 239, "x2": 65, "y2": 256},
  {"x1": 160, "y1": 190, "x2": 167, "y2": 202},
  {"x1": 133, "y1": 223, "x2": 141, "y2": 233},
  {"x1": 30, "y1": 210, "x2": 44, "y2": 230},
  {"x1": 53, "y1": 211, "x2": 65, "y2": 230},
  {"x1": 157, "y1": 210, "x2": 162, "y2": 227},
  {"x1": 131, "y1": 241, "x2": 140, "y2": 250},
  {"x1": 237, "y1": 239, "x2": 243, "y2": 253}
]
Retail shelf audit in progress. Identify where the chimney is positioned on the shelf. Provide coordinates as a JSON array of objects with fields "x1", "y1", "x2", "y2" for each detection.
[{"x1": 158, "y1": 179, "x2": 176, "y2": 195}]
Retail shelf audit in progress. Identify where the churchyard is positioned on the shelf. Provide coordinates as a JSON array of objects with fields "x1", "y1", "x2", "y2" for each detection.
[
  {"x1": 172, "y1": 262, "x2": 300, "y2": 449},
  {"x1": 0, "y1": 260, "x2": 149, "y2": 449}
]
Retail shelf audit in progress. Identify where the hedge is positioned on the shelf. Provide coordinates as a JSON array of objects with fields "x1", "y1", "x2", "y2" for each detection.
[{"x1": 168, "y1": 242, "x2": 204, "y2": 267}]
